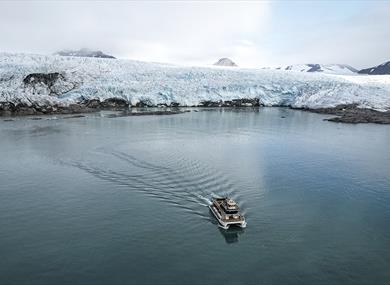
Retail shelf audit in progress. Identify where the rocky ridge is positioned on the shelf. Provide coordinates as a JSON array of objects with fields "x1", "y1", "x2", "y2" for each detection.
[
  {"x1": 358, "y1": 61, "x2": 390, "y2": 75},
  {"x1": 55, "y1": 48, "x2": 116, "y2": 59},
  {"x1": 214, "y1": 58, "x2": 237, "y2": 67}
]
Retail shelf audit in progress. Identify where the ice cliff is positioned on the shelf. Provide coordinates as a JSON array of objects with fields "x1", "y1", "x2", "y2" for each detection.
[{"x1": 1, "y1": 53, "x2": 389, "y2": 111}]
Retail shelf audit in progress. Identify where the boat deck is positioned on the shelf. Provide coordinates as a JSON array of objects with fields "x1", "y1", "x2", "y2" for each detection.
[{"x1": 212, "y1": 200, "x2": 245, "y2": 222}]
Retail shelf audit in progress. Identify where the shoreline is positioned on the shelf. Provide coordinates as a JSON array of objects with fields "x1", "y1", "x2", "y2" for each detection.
[
  {"x1": 1, "y1": 100, "x2": 390, "y2": 124},
  {"x1": 295, "y1": 104, "x2": 390, "y2": 124}
]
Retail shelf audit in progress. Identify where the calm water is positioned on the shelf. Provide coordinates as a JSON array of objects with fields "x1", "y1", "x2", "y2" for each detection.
[{"x1": 1, "y1": 108, "x2": 389, "y2": 285}]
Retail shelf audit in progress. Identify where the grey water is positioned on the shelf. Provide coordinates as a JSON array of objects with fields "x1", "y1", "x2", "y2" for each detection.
[{"x1": 0, "y1": 108, "x2": 389, "y2": 285}]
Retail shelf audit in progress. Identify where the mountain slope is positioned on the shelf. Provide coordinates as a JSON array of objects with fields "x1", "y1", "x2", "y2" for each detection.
[
  {"x1": 265, "y1": 64, "x2": 357, "y2": 75},
  {"x1": 358, "y1": 61, "x2": 390, "y2": 75}
]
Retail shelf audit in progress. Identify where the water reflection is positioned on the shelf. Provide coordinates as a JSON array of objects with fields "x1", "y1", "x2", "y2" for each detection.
[
  {"x1": 102, "y1": 107, "x2": 186, "y2": 118},
  {"x1": 208, "y1": 202, "x2": 246, "y2": 244},
  {"x1": 218, "y1": 227, "x2": 245, "y2": 244}
]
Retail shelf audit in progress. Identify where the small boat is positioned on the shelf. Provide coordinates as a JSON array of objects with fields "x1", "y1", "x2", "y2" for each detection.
[{"x1": 209, "y1": 197, "x2": 247, "y2": 229}]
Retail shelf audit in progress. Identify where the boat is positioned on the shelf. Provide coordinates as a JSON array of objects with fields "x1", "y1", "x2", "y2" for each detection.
[{"x1": 209, "y1": 197, "x2": 247, "y2": 229}]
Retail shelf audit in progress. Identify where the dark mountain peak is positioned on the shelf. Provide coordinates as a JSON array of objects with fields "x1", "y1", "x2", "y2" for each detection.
[
  {"x1": 358, "y1": 61, "x2": 390, "y2": 75},
  {"x1": 55, "y1": 48, "x2": 116, "y2": 59},
  {"x1": 214, "y1": 58, "x2": 237, "y2": 67}
]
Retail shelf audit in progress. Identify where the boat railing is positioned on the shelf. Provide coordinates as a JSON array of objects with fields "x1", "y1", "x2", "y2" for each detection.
[{"x1": 223, "y1": 214, "x2": 244, "y2": 221}]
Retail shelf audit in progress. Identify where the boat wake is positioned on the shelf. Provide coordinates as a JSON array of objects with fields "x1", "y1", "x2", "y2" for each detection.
[{"x1": 61, "y1": 149, "x2": 240, "y2": 219}]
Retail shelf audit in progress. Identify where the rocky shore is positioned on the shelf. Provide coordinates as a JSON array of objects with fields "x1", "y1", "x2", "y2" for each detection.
[
  {"x1": 300, "y1": 104, "x2": 390, "y2": 124},
  {"x1": 1, "y1": 98, "x2": 390, "y2": 124},
  {"x1": 0, "y1": 98, "x2": 260, "y2": 117}
]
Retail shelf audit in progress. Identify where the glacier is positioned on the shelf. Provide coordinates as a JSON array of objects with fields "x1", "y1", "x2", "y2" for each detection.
[{"x1": 1, "y1": 53, "x2": 390, "y2": 111}]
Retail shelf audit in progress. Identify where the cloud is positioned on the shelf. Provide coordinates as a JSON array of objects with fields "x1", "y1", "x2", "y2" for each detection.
[
  {"x1": 0, "y1": 1, "x2": 271, "y2": 67},
  {"x1": 264, "y1": 2, "x2": 390, "y2": 69},
  {"x1": 308, "y1": 4, "x2": 390, "y2": 68},
  {"x1": 0, "y1": 1, "x2": 388, "y2": 69}
]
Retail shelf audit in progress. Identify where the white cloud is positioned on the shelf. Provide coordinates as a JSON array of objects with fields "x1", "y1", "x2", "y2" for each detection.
[
  {"x1": 0, "y1": 1, "x2": 388, "y2": 69},
  {"x1": 263, "y1": 2, "x2": 390, "y2": 69},
  {"x1": 0, "y1": 1, "x2": 271, "y2": 67}
]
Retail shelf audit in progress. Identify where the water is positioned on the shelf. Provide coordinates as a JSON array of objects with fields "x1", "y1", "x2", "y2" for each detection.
[{"x1": 0, "y1": 108, "x2": 389, "y2": 285}]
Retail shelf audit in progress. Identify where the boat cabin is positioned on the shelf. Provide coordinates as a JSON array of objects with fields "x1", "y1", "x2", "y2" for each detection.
[
  {"x1": 221, "y1": 199, "x2": 239, "y2": 213},
  {"x1": 213, "y1": 197, "x2": 240, "y2": 214}
]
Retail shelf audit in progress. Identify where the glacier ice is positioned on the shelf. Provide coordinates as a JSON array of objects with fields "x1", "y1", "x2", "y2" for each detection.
[{"x1": 1, "y1": 53, "x2": 390, "y2": 111}]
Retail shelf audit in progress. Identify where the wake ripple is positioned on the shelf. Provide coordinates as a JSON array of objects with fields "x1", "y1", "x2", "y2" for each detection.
[{"x1": 63, "y1": 149, "x2": 241, "y2": 219}]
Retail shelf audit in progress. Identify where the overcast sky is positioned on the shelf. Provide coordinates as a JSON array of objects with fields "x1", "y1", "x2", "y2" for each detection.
[{"x1": 0, "y1": 0, "x2": 389, "y2": 69}]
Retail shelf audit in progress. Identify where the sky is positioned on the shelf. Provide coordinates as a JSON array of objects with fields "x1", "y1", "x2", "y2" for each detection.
[{"x1": 0, "y1": 0, "x2": 389, "y2": 69}]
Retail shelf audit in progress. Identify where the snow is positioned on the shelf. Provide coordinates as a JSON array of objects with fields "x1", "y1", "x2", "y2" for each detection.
[
  {"x1": 266, "y1": 64, "x2": 358, "y2": 75},
  {"x1": 1, "y1": 53, "x2": 390, "y2": 111}
]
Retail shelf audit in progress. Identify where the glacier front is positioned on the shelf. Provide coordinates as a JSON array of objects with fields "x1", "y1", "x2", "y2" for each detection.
[{"x1": 1, "y1": 53, "x2": 390, "y2": 111}]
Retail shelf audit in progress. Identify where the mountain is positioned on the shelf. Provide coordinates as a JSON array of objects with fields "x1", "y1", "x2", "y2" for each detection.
[
  {"x1": 358, "y1": 61, "x2": 390, "y2": 75},
  {"x1": 55, "y1": 48, "x2": 116, "y2": 59},
  {"x1": 265, "y1": 64, "x2": 358, "y2": 75},
  {"x1": 0, "y1": 53, "x2": 390, "y2": 111},
  {"x1": 214, "y1": 58, "x2": 237, "y2": 67}
]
